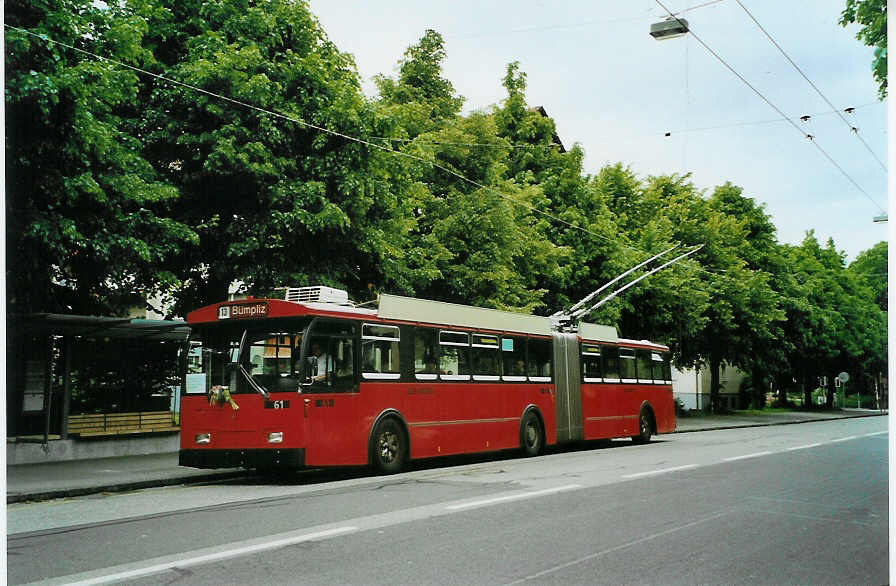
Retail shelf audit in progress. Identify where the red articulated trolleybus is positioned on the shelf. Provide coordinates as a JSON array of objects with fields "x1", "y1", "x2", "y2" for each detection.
[{"x1": 179, "y1": 286, "x2": 675, "y2": 474}]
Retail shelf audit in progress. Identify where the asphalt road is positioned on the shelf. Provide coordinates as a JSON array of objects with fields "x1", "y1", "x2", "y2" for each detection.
[{"x1": 8, "y1": 416, "x2": 887, "y2": 585}]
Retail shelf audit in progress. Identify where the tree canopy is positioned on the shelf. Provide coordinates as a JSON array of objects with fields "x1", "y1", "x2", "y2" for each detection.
[{"x1": 7, "y1": 0, "x2": 196, "y2": 314}]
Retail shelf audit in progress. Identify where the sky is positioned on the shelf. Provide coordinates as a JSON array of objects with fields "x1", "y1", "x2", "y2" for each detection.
[{"x1": 308, "y1": 0, "x2": 888, "y2": 262}]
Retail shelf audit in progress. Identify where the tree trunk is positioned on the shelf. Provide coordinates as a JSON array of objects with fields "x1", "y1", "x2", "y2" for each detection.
[
  {"x1": 709, "y1": 354, "x2": 722, "y2": 413},
  {"x1": 751, "y1": 366, "x2": 766, "y2": 409},
  {"x1": 803, "y1": 374, "x2": 813, "y2": 409},
  {"x1": 825, "y1": 373, "x2": 836, "y2": 409}
]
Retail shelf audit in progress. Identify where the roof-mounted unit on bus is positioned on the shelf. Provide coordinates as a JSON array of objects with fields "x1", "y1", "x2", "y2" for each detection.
[
  {"x1": 285, "y1": 286, "x2": 350, "y2": 306},
  {"x1": 377, "y1": 294, "x2": 553, "y2": 336},
  {"x1": 577, "y1": 322, "x2": 618, "y2": 343}
]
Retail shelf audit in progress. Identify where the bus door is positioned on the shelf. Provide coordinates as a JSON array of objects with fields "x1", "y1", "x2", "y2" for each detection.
[
  {"x1": 301, "y1": 319, "x2": 361, "y2": 466},
  {"x1": 600, "y1": 346, "x2": 626, "y2": 437},
  {"x1": 618, "y1": 348, "x2": 641, "y2": 436},
  {"x1": 580, "y1": 344, "x2": 615, "y2": 439}
]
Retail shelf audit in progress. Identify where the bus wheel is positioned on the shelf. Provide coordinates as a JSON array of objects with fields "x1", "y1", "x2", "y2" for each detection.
[
  {"x1": 371, "y1": 418, "x2": 406, "y2": 474},
  {"x1": 520, "y1": 411, "x2": 544, "y2": 457},
  {"x1": 632, "y1": 409, "x2": 653, "y2": 444}
]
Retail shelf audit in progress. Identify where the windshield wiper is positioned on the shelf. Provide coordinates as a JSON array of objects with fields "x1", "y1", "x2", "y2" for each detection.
[
  {"x1": 232, "y1": 329, "x2": 270, "y2": 399},
  {"x1": 238, "y1": 364, "x2": 270, "y2": 400}
]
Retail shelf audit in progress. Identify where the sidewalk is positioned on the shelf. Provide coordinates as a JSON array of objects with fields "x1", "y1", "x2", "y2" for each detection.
[
  {"x1": 673, "y1": 407, "x2": 886, "y2": 433},
  {"x1": 7, "y1": 408, "x2": 886, "y2": 504}
]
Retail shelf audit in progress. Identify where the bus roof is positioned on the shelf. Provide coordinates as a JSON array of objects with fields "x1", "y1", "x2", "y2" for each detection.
[
  {"x1": 186, "y1": 291, "x2": 666, "y2": 350},
  {"x1": 377, "y1": 294, "x2": 553, "y2": 336}
]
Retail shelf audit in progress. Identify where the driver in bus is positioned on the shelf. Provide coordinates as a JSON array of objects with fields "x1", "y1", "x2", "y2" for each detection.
[{"x1": 310, "y1": 342, "x2": 331, "y2": 382}]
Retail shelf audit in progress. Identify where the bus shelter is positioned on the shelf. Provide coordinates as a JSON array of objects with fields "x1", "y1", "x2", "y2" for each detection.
[{"x1": 7, "y1": 314, "x2": 191, "y2": 447}]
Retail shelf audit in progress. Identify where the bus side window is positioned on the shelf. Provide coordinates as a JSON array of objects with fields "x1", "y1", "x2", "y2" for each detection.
[
  {"x1": 636, "y1": 349, "x2": 652, "y2": 383},
  {"x1": 501, "y1": 336, "x2": 526, "y2": 381},
  {"x1": 651, "y1": 352, "x2": 665, "y2": 382},
  {"x1": 439, "y1": 331, "x2": 470, "y2": 380},
  {"x1": 663, "y1": 353, "x2": 673, "y2": 384},
  {"x1": 527, "y1": 338, "x2": 551, "y2": 382},
  {"x1": 602, "y1": 346, "x2": 620, "y2": 382},
  {"x1": 361, "y1": 324, "x2": 400, "y2": 380},
  {"x1": 414, "y1": 328, "x2": 439, "y2": 380},
  {"x1": 619, "y1": 348, "x2": 637, "y2": 382},
  {"x1": 471, "y1": 334, "x2": 500, "y2": 381},
  {"x1": 581, "y1": 344, "x2": 602, "y2": 382}
]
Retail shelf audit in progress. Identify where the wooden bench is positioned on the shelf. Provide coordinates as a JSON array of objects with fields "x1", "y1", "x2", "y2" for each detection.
[{"x1": 67, "y1": 411, "x2": 180, "y2": 437}]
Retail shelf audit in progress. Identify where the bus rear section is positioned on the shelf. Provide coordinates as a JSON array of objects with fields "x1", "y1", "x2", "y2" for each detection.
[{"x1": 553, "y1": 332, "x2": 674, "y2": 444}]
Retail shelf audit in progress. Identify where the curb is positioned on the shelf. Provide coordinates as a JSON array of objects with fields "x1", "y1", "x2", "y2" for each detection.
[
  {"x1": 673, "y1": 411, "x2": 887, "y2": 434},
  {"x1": 7, "y1": 470, "x2": 249, "y2": 504}
]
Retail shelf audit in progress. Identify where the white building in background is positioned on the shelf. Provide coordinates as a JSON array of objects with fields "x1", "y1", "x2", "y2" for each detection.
[{"x1": 672, "y1": 364, "x2": 746, "y2": 411}]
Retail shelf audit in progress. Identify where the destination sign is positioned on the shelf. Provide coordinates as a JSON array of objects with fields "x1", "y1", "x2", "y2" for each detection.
[{"x1": 218, "y1": 302, "x2": 269, "y2": 320}]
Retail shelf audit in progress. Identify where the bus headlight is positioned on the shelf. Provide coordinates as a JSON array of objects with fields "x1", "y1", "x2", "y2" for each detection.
[
  {"x1": 194, "y1": 433, "x2": 211, "y2": 444},
  {"x1": 267, "y1": 431, "x2": 284, "y2": 444}
]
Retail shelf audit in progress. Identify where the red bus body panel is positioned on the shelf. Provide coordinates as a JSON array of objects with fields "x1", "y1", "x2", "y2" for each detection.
[{"x1": 181, "y1": 381, "x2": 559, "y2": 466}]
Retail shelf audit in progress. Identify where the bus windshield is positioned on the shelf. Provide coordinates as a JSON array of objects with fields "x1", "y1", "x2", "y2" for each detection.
[{"x1": 185, "y1": 319, "x2": 312, "y2": 396}]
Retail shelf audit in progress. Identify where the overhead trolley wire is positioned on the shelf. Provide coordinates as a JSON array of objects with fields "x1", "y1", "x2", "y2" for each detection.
[
  {"x1": 653, "y1": 0, "x2": 886, "y2": 214},
  {"x1": 369, "y1": 137, "x2": 565, "y2": 150},
  {"x1": 733, "y1": 0, "x2": 887, "y2": 174},
  {"x1": 663, "y1": 101, "x2": 880, "y2": 136}
]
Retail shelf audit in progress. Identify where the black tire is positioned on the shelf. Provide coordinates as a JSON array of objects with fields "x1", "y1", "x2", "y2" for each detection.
[
  {"x1": 631, "y1": 409, "x2": 653, "y2": 444},
  {"x1": 520, "y1": 411, "x2": 544, "y2": 456},
  {"x1": 371, "y1": 418, "x2": 406, "y2": 474}
]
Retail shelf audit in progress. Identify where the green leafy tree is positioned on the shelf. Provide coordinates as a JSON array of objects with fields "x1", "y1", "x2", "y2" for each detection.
[
  {"x1": 579, "y1": 168, "x2": 710, "y2": 360},
  {"x1": 781, "y1": 234, "x2": 886, "y2": 407},
  {"x1": 374, "y1": 29, "x2": 464, "y2": 138},
  {"x1": 6, "y1": 0, "x2": 196, "y2": 315},
  {"x1": 406, "y1": 110, "x2": 566, "y2": 311},
  {"x1": 135, "y1": 0, "x2": 395, "y2": 313},
  {"x1": 375, "y1": 37, "x2": 567, "y2": 311},
  {"x1": 840, "y1": 0, "x2": 887, "y2": 99},
  {"x1": 617, "y1": 176, "x2": 782, "y2": 412},
  {"x1": 708, "y1": 183, "x2": 784, "y2": 409},
  {"x1": 849, "y1": 241, "x2": 887, "y2": 311}
]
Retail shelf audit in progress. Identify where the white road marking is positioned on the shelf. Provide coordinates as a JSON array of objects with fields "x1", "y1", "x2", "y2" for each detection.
[
  {"x1": 723, "y1": 451, "x2": 773, "y2": 462},
  {"x1": 863, "y1": 431, "x2": 888, "y2": 437},
  {"x1": 38, "y1": 526, "x2": 358, "y2": 586},
  {"x1": 829, "y1": 435, "x2": 859, "y2": 443},
  {"x1": 621, "y1": 464, "x2": 699, "y2": 479},
  {"x1": 445, "y1": 484, "x2": 582, "y2": 510},
  {"x1": 787, "y1": 443, "x2": 823, "y2": 451}
]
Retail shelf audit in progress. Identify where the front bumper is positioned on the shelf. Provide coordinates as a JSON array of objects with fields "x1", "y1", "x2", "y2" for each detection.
[{"x1": 179, "y1": 448, "x2": 305, "y2": 470}]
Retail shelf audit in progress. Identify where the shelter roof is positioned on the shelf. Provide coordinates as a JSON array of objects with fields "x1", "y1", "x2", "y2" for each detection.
[{"x1": 12, "y1": 314, "x2": 190, "y2": 342}]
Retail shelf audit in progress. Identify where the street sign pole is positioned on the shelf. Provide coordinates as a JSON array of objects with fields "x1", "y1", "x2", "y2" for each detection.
[{"x1": 838, "y1": 372, "x2": 850, "y2": 409}]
